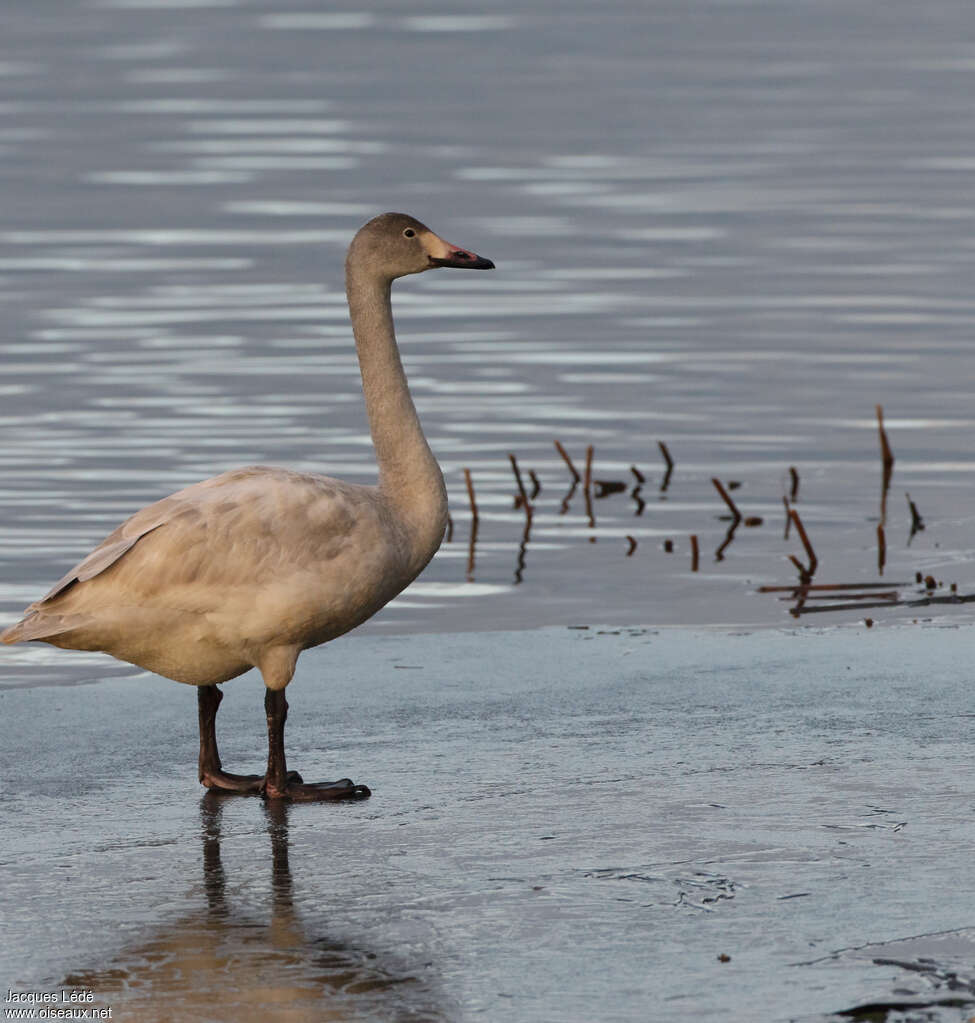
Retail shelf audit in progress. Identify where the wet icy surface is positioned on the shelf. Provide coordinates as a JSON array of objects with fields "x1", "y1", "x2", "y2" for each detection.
[{"x1": 3, "y1": 626, "x2": 975, "y2": 1022}]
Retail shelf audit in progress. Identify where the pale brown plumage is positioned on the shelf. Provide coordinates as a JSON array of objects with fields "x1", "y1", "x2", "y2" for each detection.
[
  {"x1": 1, "y1": 212, "x2": 494, "y2": 800},
  {"x1": 5, "y1": 467, "x2": 411, "y2": 686}
]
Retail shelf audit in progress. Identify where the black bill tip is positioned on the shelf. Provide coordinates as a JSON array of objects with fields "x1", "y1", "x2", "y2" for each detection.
[{"x1": 431, "y1": 250, "x2": 495, "y2": 270}]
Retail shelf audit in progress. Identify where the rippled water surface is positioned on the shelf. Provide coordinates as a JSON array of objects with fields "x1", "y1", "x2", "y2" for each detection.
[
  {"x1": 3, "y1": 4, "x2": 975, "y2": 1021},
  {"x1": 4, "y1": 0, "x2": 975, "y2": 680}
]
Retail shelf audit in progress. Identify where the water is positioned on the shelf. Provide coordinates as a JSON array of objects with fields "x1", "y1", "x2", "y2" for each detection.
[
  {"x1": 2, "y1": 0, "x2": 975, "y2": 676},
  {"x1": 2, "y1": 0, "x2": 975, "y2": 1018}
]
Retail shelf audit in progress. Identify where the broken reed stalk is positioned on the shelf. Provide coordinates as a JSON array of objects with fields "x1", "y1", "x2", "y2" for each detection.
[
  {"x1": 877, "y1": 523, "x2": 886, "y2": 576},
  {"x1": 876, "y1": 404, "x2": 894, "y2": 524},
  {"x1": 788, "y1": 554, "x2": 811, "y2": 584},
  {"x1": 789, "y1": 466, "x2": 800, "y2": 502},
  {"x1": 712, "y1": 478, "x2": 742, "y2": 524},
  {"x1": 594, "y1": 479, "x2": 627, "y2": 498},
  {"x1": 508, "y1": 452, "x2": 533, "y2": 518},
  {"x1": 690, "y1": 534, "x2": 699, "y2": 572},
  {"x1": 658, "y1": 440, "x2": 674, "y2": 491},
  {"x1": 789, "y1": 508, "x2": 818, "y2": 578},
  {"x1": 463, "y1": 467, "x2": 479, "y2": 524},
  {"x1": 584, "y1": 444, "x2": 595, "y2": 530},
  {"x1": 445, "y1": 512, "x2": 454, "y2": 543},
  {"x1": 513, "y1": 516, "x2": 531, "y2": 584},
  {"x1": 906, "y1": 492, "x2": 924, "y2": 536},
  {"x1": 625, "y1": 535, "x2": 637, "y2": 556},
  {"x1": 466, "y1": 521, "x2": 478, "y2": 581},
  {"x1": 658, "y1": 440, "x2": 674, "y2": 472},
  {"x1": 782, "y1": 497, "x2": 792, "y2": 539},
  {"x1": 462, "y1": 468, "x2": 478, "y2": 580},
  {"x1": 631, "y1": 484, "x2": 646, "y2": 516},
  {"x1": 631, "y1": 465, "x2": 645, "y2": 484},
  {"x1": 554, "y1": 439, "x2": 581, "y2": 482},
  {"x1": 528, "y1": 470, "x2": 541, "y2": 501},
  {"x1": 758, "y1": 581, "x2": 909, "y2": 593},
  {"x1": 715, "y1": 522, "x2": 738, "y2": 562},
  {"x1": 876, "y1": 404, "x2": 895, "y2": 479}
]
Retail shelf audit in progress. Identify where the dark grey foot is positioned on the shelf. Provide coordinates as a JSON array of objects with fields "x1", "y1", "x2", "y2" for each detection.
[
  {"x1": 201, "y1": 768, "x2": 303, "y2": 794},
  {"x1": 263, "y1": 777, "x2": 371, "y2": 802}
]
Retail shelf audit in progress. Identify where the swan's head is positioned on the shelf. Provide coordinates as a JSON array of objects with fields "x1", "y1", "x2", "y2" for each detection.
[{"x1": 347, "y1": 212, "x2": 494, "y2": 282}]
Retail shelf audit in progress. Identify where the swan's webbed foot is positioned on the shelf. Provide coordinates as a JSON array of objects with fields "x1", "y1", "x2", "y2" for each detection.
[
  {"x1": 201, "y1": 768, "x2": 303, "y2": 795},
  {"x1": 260, "y1": 689, "x2": 372, "y2": 801},
  {"x1": 263, "y1": 776, "x2": 371, "y2": 802}
]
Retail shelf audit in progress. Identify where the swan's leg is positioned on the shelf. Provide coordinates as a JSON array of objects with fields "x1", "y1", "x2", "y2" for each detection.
[
  {"x1": 262, "y1": 688, "x2": 370, "y2": 801},
  {"x1": 197, "y1": 684, "x2": 280, "y2": 794}
]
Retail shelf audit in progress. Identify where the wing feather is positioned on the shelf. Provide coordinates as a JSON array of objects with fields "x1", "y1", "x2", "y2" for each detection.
[{"x1": 37, "y1": 523, "x2": 167, "y2": 604}]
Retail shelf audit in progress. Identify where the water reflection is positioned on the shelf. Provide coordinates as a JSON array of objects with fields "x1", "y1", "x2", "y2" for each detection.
[{"x1": 62, "y1": 795, "x2": 449, "y2": 1022}]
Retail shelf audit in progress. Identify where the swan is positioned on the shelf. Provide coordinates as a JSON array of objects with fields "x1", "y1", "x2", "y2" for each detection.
[{"x1": 1, "y1": 212, "x2": 494, "y2": 801}]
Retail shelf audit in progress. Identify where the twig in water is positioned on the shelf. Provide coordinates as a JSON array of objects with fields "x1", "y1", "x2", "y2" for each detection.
[
  {"x1": 445, "y1": 512, "x2": 454, "y2": 543},
  {"x1": 463, "y1": 468, "x2": 479, "y2": 581},
  {"x1": 789, "y1": 508, "x2": 818, "y2": 579},
  {"x1": 789, "y1": 466, "x2": 800, "y2": 502},
  {"x1": 876, "y1": 404, "x2": 895, "y2": 525},
  {"x1": 658, "y1": 441, "x2": 674, "y2": 492},
  {"x1": 594, "y1": 479, "x2": 627, "y2": 498},
  {"x1": 625, "y1": 535, "x2": 637, "y2": 556},
  {"x1": 631, "y1": 466, "x2": 645, "y2": 484},
  {"x1": 528, "y1": 470, "x2": 541, "y2": 501},
  {"x1": 715, "y1": 521, "x2": 739, "y2": 561},
  {"x1": 782, "y1": 497, "x2": 792, "y2": 539},
  {"x1": 463, "y1": 468, "x2": 479, "y2": 525},
  {"x1": 788, "y1": 555, "x2": 811, "y2": 585},
  {"x1": 513, "y1": 517, "x2": 531, "y2": 584},
  {"x1": 584, "y1": 444, "x2": 595, "y2": 532},
  {"x1": 877, "y1": 523, "x2": 886, "y2": 576},
  {"x1": 906, "y1": 492, "x2": 924, "y2": 542},
  {"x1": 712, "y1": 478, "x2": 742, "y2": 525},
  {"x1": 877, "y1": 405, "x2": 895, "y2": 476},
  {"x1": 466, "y1": 523, "x2": 476, "y2": 581},
  {"x1": 508, "y1": 453, "x2": 533, "y2": 517},
  {"x1": 466, "y1": 518, "x2": 478, "y2": 582},
  {"x1": 554, "y1": 439, "x2": 581, "y2": 482},
  {"x1": 759, "y1": 581, "x2": 909, "y2": 593},
  {"x1": 690, "y1": 534, "x2": 699, "y2": 572},
  {"x1": 631, "y1": 482, "x2": 646, "y2": 516}
]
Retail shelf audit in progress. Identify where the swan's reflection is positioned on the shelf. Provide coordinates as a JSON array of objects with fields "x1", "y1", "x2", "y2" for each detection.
[{"x1": 63, "y1": 795, "x2": 448, "y2": 1022}]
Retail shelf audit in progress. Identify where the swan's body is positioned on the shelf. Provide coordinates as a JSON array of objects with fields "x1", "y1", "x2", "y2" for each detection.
[
  {"x1": 1, "y1": 212, "x2": 494, "y2": 800},
  {"x1": 10, "y1": 465, "x2": 442, "y2": 686}
]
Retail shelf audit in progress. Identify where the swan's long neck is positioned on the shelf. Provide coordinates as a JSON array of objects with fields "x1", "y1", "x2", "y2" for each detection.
[{"x1": 345, "y1": 262, "x2": 447, "y2": 558}]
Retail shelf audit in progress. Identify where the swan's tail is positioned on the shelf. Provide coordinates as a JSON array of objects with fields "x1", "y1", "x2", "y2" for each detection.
[{"x1": 1, "y1": 612, "x2": 86, "y2": 644}]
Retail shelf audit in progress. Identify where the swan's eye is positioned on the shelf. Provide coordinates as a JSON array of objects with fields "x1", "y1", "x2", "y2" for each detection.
[{"x1": 403, "y1": 228, "x2": 416, "y2": 238}]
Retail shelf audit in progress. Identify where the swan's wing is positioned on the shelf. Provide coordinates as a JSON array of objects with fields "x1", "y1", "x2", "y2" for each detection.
[
  {"x1": 27, "y1": 466, "x2": 288, "y2": 608},
  {"x1": 0, "y1": 467, "x2": 375, "y2": 647},
  {"x1": 0, "y1": 493, "x2": 183, "y2": 645},
  {"x1": 37, "y1": 521, "x2": 169, "y2": 605}
]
